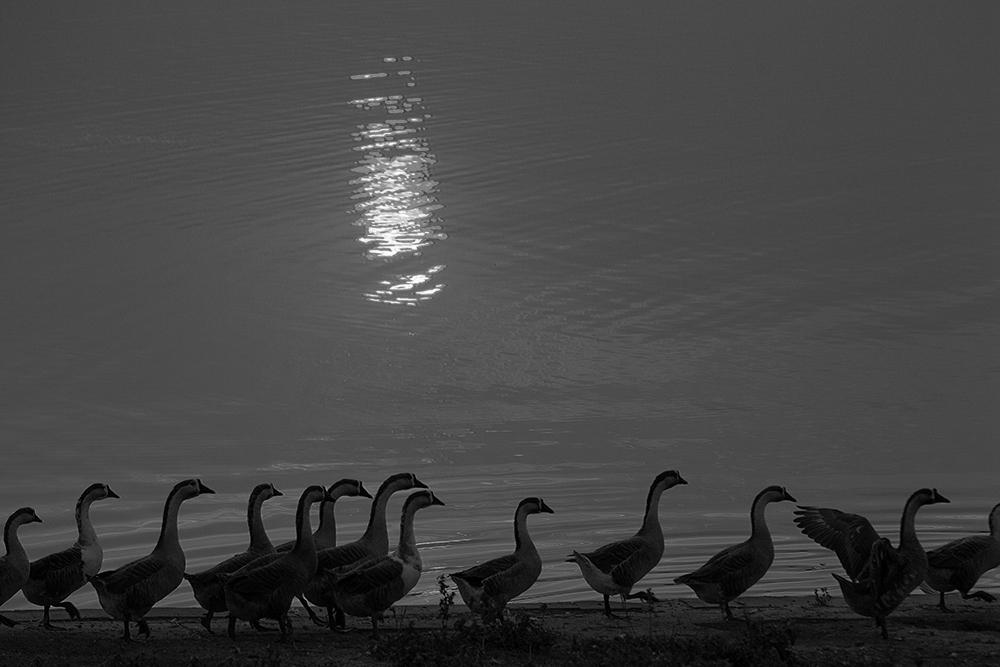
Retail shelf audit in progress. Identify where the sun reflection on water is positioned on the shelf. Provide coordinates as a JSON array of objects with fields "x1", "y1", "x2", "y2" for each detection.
[{"x1": 350, "y1": 57, "x2": 447, "y2": 306}]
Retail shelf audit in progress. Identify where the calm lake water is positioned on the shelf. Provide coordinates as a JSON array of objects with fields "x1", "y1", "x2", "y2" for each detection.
[{"x1": 2, "y1": 2, "x2": 997, "y2": 610}]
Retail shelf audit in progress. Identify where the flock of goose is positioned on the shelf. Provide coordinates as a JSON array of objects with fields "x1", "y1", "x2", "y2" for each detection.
[{"x1": 1, "y1": 471, "x2": 998, "y2": 642}]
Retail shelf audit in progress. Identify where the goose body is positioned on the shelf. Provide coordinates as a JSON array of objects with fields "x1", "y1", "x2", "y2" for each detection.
[
  {"x1": 22, "y1": 483, "x2": 118, "y2": 629},
  {"x1": 222, "y1": 485, "x2": 332, "y2": 639},
  {"x1": 304, "y1": 473, "x2": 428, "y2": 629},
  {"x1": 184, "y1": 483, "x2": 282, "y2": 632},
  {"x1": 329, "y1": 490, "x2": 445, "y2": 633},
  {"x1": 451, "y1": 497, "x2": 554, "y2": 621},
  {"x1": 675, "y1": 485, "x2": 796, "y2": 620},
  {"x1": 0, "y1": 508, "x2": 43, "y2": 628},
  {"x1": 923, "y1": 501, "x2": 1000, "y2": 611},
  {"x1": 90, "y1": 479, "x2": 214, "y2": 639},
  {"x1": 795, "y1": 488, "x2": 949, "y2": 638},
  {"x1": 567, "y1": 470, "x2": 687, "y2": 616}
]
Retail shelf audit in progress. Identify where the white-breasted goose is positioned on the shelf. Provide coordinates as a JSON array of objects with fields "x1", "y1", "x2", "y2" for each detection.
[
  {"x1": 22, "y1": 483, "x2": 118, "y2": 629},
  {"x1": 0, "y1": 508, "x2": 43, "y2": 627},
  {"x1": 923, "y1": 502, "x2": 1000, "y2": 610},
  {"x1": 567, "y1": 470, "x2": 687, "y2": 616},
  {"x1": 675, "y1": 485, "x2": 795, "y2": 620},
  {"x1": 328, "y1": 490, "x2": 445, "y2": 634},
  {"x1": 452, "y1": 497, "x2": 554, "y2": 621},
  {"x1": 184, "y1": 483, "x2": 282, "y2": 632},
  {"x1": 90, "y1": 478, "x2": 214, "y2": 639},
  {"x1": 305, "y1": 472, "x2": 428, "y2": 630},
  {"x1": 221, "y1": 485, "x2": 332, "y2": 639},
  {"x1": 795, "y1": 488, "x2": 949, "y2": 638}
]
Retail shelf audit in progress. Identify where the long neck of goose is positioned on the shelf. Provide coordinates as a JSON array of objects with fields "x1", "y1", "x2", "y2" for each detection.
[
  {"x1": 361, "y1": 486, "x2": 395, "y2": 552},
  {"x1": 314, "y1": 500, "x2": 336, "y2": 544},
  {"x1": 397, "y1": 504, "x2": 420, "y2": 561},
  {"x1": 292, "y1": 498, "x2": 317, "y2": 556},
  {"x1": 154, "y1": 489, "x2": 186, "y2": 551},
  {"x1": 513, "y1": 506, "x2": 536, "y2": 554},
  {"x1": 3, "y1": 519, "x2": 26, "y2": 560},
  {"x1": 897, "y1": 494, "x2": 925, "y2": 548},
  {"x1": 76, "y1": 494, "x2": 98, "y2": 547},
  {"x1": 247, "y1": 492, "x2": 272, "y2": 551},
  {"x1": 749, "y1": 494, "x2": 772, "y2": 541},
  {"x1": 639, "y1": 484, "x2": 665, "y2": 536}
]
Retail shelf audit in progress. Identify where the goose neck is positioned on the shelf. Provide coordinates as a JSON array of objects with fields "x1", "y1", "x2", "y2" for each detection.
[
  {"x1": 898, "y1": 493, "x2": 924, "y2": 548},
  {"x1": 154, "y1": 488, "x2": 187, "y2": 551},
  {"x1": 639, "y1": 484, "x2": 665, "y2": 536},
  {"x1": 3, "y1": 519, "x2": 26, "y2": 560},
  {"x1": 513, "y1": 506, "x2": 536, "y2": 553},
  {"x1": 247, "y1": 491, "x2": 272, "y2": 552},
  {"x1": 988, "y1": 505, "x2": 1000, "y2": 540},
  {"x1": 291, "y1": 497, "x2": 317, "y2": 556},
  {"x1": 396, "y1": 505, "x2": 420, "y2": 561},
  {"x1": 76, "y1": 494, "x2": 99, "y2": 547},
  {"x1": 749, "y1": 494, "x2": 772, "y2": 541},
  {"x1": 314, "y1": 500, "x2": 337, "y2": 546},
  {"x1": 361, "y1": 487, "x2": 393, "y2": 554}
]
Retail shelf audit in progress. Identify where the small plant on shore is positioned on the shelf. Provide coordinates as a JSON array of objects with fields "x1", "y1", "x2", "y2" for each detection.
[
  {"x1": 813, "y1": 587, "x2": 833, "y2": 607},
  {"x1": 437, "y1": 573, "x2": 455, "y2": 630}
]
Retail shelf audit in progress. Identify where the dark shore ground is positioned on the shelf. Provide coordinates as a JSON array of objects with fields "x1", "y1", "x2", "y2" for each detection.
[{"x1": 0, "y1": 596, "x2": 997, "y2": 666}]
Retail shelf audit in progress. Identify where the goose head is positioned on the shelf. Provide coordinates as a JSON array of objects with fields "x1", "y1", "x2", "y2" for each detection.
[
  {"x1": 518, "y1": 497, "x2": 555, "y2": 514},
  {"x1": 80, "y1": 482, "x2": 120, "y2": 502},
  {"x1": 757, "y1": 485, "x2": 796, "y2": 505},
  {"x1": 376, "y1": 472, "x2": 429, "y2": 497},
  {"x1": 7, "y1": 507, "x2": 43, "y2": 530},
  {"x1": 328, "y1": 478, "x2": 373, "y2": 500},
  {"x1": 402, "y1": 489, "x2": 446, "y2": 514},
  {"x1": 252, "y1": 482, "x2": 283, "y2": 501},
  {"x1": 988, "y1": 502, "x2": 1000, "y2": 538},
  {"x1": 653, "y1": 470, "x2": 688, "y2": 491},
  {"x1": 911, "y1": 488, "x2": 949, "y2": 507}
]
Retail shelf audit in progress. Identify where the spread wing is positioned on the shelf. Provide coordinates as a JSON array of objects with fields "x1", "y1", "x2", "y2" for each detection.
[{"x1": 793, "y1": 506, "x2": 880, "y2": 580}]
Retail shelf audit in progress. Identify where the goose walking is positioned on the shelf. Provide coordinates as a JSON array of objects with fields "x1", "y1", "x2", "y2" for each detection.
[
  {"x1": 451, "y1": 497, "x2": 554, "y2": 621},
  {"x1": 923, "y1": 501, "x2": 1000, "y2": 611},
  {"x1": 305, "y1": 472, "x2": 428, "y2": 630},
  {"x1": 184, "y1": 483, "x2": 282, "y2": 633},
  {"x1": 328, "y1": 490, "x2": 445, "y2": 634},
  {"x1": 221, "y1": 485, "x2": 332, "y2": 639},
  {"x1": 675, "y1": 485, "x2": 795, "y2": 620},
  {"x1": 22, "y1": 483, "x2": 118, "y2": 629},
  {"x1": 794, "y1": 488, "x2": 949, "y2": 638},
  {"x1": 567, "y1": 470, "x2": 687, "y2": 616},
  {"x1": 90, "y1": 478, "x2": 215, "y2": 639},
  {"x1": 1, "y1": 508, "x2": 43, "y2": 627},
  {"x1": 274, "y1": 478, "x2": 372, "y2": 626}
]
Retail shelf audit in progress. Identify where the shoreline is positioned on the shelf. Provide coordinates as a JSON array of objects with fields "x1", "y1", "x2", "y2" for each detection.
[{"x1": 1, "y1": 596, "x2": 998, "y2": 666}]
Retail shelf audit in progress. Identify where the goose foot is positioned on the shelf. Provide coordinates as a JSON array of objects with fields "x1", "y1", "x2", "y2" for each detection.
[
  {"x1": 966, "y1": 590, "x2": 996, "y2": 603},
  {"x1": 200, "y1": 612, "x2": 215, "y2": 633},
  {"x1": 137, "y1": 619, "x2": 150, "y2": 638}
]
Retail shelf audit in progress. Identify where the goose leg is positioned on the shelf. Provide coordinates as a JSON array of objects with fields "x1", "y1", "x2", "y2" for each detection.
[
  {"x1": 298, "y1": 594, "x2": 325, "y2": 626},
  {"x1": 121, "y1": 619, "x2": 131, "y2": 641},
  {"x1": 602, "y1": 594, "x2": 613, "y2": 617},
  {"x1": 0, "y1": 614, "x2": 16, "y2": 627},
  {"x1": 964, "y1": 590, "x2": 996, "y2": 603},
  {"x1": 59, "y1": 601, "x2": 81, "y2": 621},
  {"x1": 42, "y1": 605, "x2": 64, "y2": 630},
  {"x1": 878, "y1": 616, "x2": 889, "y2": 640},
  {"x1": 937, "y1": 592, "x2": 951, "y2": 612},
  {"x1": 138, "y1": 619, "x2": 150, "y2": 638},
  {"x1": 722, "y1": 601, "x2": 734, "y2": 621},
  {"x1": 200, "y1": 610, "x2": 215, "y2": 632},
  {"x1": 334, "y1": 606, "x2": 347, "y2": 630},
  {"x1": 227, "y1": 614, "x2": 237, "y2": 639},
  {"x1": 278, "y1": 614, "x2": 290, "y2": 642}
]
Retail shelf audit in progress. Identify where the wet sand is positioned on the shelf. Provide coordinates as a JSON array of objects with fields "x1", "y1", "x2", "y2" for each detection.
[{"x1": 1, "y1": 596, "x2": 997, "y2": 666}]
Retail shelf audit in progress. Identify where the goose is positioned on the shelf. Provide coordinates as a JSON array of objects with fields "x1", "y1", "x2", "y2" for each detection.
[
  {"x1": 90, "y1": 478, "x2": 215, "y2": 639},
  {"x1": 567, "y1": 470, "x2": 687, "y2": 616},
  {"x1": 221, "y1": 485, "x2": 332, "y2": 639},
  {"x1": 794, "y1": 487, "x2": 949, "y2": 638},
  {"x1": 184, "y1": 483, "x2": 282, "y2": 633},
  {"x1": 304, "y1": 472, "x2": 428, "y2": 630},
  {"x1": 0, "y1": 508, "x2": 43, "y2": 628},
  {"x1": 328, "y1": 489, "x2": 445, "y2": 634},
  {"x1": 674, "y1": 485, "x2": 796, "y2": 620},
  {"x1": 274, "y1": 478, "x2": 372, "y2": 626},
  {"x1": 22, "y1": 483, "x2": 119, "y2": 629},
  {"x1": 922, "y1": 501, "x2": 1000, "y2": 611},
  {"x1": 451, "y1": 496, "x2": 554, "y2": 621}
]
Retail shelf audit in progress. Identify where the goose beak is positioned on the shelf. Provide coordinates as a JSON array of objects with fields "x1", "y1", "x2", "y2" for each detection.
[
  {"x1": 676, "y1": 474, "x2": 689, "y2": 485},
  {"x1": 540, "y1": 500, "x2": 555, "y2": 514},
  {"x1": 783, "y1": 490, "x2": 797, "y2": 503},
  {"x1": 107, "y1": 487, "x2": 121, "y2": 499},
  {"x1": 412, "y1": 475, "x2": 429, "y2": 490},
  {"x1": 198, "y1": 481, "x2": 216, "y2": 495},
  {"x1": 431, "y1": 495, "x2": 446, "y2": 507},
  {"x1": 272, "y1": 486, "x2": 284, "y2": 497},
  {"x1": 358, "y1": 482, "x2": 373, "y2": 499},
  {"x1": 932, "y1": 489, "x2": 950, "y2": 504},
  {"x1": 31, "y1": 513, "x2": 43, "y2": 524}
]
